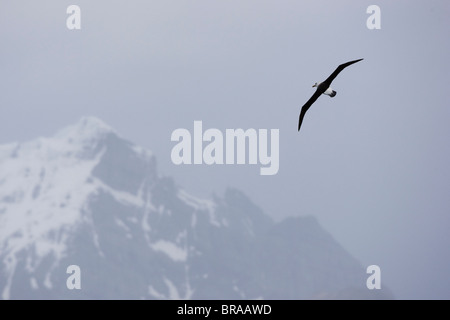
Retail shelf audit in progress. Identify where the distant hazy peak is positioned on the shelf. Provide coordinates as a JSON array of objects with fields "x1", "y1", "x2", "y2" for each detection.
[
  {"x1": 54, "y1": 116, "x2": 117, "y2": 142},
  {"x1": 0, "y1": 116, "x2": 391, "y2": 300}
]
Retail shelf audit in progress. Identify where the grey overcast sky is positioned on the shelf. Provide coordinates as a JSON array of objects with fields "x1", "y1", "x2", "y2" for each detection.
[{"x1": 1, "y1": 0, "x2": 449, "y2": 299}]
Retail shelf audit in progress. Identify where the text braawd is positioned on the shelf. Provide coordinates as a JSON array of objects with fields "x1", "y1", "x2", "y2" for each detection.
[{"x1": 171, "y1": 121, "x2": 279, "y2": 175}]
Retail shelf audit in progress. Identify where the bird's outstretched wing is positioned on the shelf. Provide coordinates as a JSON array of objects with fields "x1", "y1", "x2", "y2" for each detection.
[
  {"x1": 323, "y1": 58, "x2": 363, "y2": 86},
  {"x1": 298, "y1": 89, "x2": 322, "y2": 131}
]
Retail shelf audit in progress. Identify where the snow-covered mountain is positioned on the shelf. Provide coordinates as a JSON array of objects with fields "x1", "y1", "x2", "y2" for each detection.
[{"x1": 0, "y1": 117, "x2": 392, "y2": 299}]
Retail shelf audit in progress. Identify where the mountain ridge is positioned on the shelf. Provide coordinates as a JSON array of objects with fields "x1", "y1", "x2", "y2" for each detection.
[{"x1": 0, "y1": 117, "x2": 393, "y2": 299}]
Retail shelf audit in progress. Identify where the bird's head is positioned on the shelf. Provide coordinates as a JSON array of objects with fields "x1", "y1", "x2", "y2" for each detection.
[{"x1": 312, "y1": 82, "x2": 318, "y2": 88}]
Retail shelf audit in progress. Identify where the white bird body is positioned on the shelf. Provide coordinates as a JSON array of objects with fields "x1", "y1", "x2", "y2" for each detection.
[
  {"x1": 323, "y1": 87, "x2": 335, "y2": 97},
  {"x1": 312, "y1": 82, "x2": 336, "y2": 97}
]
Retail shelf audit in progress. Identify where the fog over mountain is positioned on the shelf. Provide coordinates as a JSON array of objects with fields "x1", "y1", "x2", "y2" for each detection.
[{"x1": 0, "y1": 117, "x2": 392, "y2": 299}]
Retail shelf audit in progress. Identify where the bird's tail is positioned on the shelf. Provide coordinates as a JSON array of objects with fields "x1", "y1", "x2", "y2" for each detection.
[{"x1": 330, "y1": 90, "x2": 337, "y2": 97}]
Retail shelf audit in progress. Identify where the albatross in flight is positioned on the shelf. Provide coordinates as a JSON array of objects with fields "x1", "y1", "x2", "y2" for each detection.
[{"x1": 298, "y1": 58, "x2": 363, "y2": 132}]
